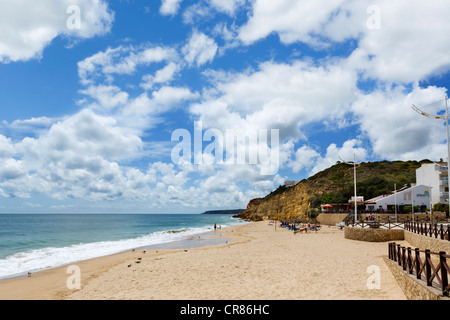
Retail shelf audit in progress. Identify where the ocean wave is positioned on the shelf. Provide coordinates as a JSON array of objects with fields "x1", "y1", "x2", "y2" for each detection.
[{"x1": 0, "y1": 226, "x2": 212, "y2": 280}]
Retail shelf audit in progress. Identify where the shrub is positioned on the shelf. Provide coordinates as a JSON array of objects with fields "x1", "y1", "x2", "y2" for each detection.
[
  {"x1": 308, "y1": 208, "x2": 320, "y2": 219},
  {"x1": 433, "y1": 203, "x2": 449, "y2": 215},
  {"x1": 401, "y1": 205, "x2": 421, "y2": 213}
]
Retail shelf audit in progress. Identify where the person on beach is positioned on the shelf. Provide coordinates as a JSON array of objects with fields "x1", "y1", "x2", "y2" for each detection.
[{"x1": 214, "y1": 224, "x2": 217, "y2": 230}]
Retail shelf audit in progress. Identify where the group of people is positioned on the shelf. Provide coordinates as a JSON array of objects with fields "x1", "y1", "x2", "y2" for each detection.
[{"x1": 280, "y1": 221, "x2": 321, "y2": 232}]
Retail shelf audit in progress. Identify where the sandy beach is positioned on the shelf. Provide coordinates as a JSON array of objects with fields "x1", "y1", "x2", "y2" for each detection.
[{"x1": 0, "y1": 221, "x2": 408, "y2": 300}]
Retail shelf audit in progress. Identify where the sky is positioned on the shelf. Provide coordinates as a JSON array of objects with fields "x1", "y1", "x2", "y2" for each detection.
[{"x1": 0, "y1": 0, "x2": 449, "y2": 214}]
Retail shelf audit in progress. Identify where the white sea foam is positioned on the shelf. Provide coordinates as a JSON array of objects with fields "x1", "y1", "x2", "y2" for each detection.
[{"x1": 0, "y1": 226, "x2": 215, "y2": 280}]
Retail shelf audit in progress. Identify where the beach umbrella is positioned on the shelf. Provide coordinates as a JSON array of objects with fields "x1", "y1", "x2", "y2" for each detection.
[{"x1": 323, "y1": 204, "x2": 332, "y2": 208}]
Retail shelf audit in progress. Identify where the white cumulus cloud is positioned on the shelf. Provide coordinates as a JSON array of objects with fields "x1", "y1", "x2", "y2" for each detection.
[
  {"x1": 182, "y1": 31, "x2": 218, "y2": 67},
  {"x1": 0, "y1": 0, "x2": 114, "y2": 63},
  {"x1": 160, "y1": 0, "x2": 183, "y2": 16}
]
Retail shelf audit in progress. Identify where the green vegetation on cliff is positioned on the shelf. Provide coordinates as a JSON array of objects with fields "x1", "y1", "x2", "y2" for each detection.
[{"x1": 239, "y1": 159, "x2": 433, "y2": 221}]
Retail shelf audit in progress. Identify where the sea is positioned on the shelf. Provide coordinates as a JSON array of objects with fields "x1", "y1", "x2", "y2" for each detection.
[{"x1": 0, "y1": 213, "x2": 247, "y2": 280}]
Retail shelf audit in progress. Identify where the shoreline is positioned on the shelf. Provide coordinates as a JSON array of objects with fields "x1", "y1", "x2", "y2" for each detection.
[
  {"x1": 0, "y1": 213, "x2": 243, "y2": 283},
  {"x1": 0, "y1": 230, "x2": 232, "y2": 282},
  {"x1": 0, "y1": 227, "x2": 236, "y2": 300},
  {"x1": 0, "y1": 221, "x2": 409, "y2": 300}
]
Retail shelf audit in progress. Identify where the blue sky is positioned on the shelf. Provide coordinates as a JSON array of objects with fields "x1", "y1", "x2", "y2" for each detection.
[{"x1": 0, "y1": 0, "x2": 449, "y2": 213}]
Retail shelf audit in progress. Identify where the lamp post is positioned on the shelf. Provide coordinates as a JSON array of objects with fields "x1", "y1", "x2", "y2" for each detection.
[
  {"x1": 340, "y1": 153, "x2": 359, "y2": 223},
  {"x1": 412, "y1": 95, "x2": 450, "y2": 206},
  {"x1": 447, "y1": 94, "x2": 450, "y2": 206},
  {"x1": 430, "y1": 186, "x2": 433, "y2": 216},
  {"x1": 394, "y1": 183, "x2": 397, "y2": 223},
  {"x1": 412, "y1": 185, "x2": 415, "y2": 222}
]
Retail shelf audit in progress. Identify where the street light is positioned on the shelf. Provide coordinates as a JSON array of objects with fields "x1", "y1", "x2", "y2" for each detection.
[
  {"x1": 412, "y1": 95, "x2": 450, "y2": 206},
  {"x1": 340, "y1": 153, "x2": 359, "y2": 223},
  {"x1": 394, "y1": 183, "x2": 397, "y2": 223}
]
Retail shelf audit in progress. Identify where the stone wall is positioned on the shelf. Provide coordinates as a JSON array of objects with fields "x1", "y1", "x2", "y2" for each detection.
[
  {"x1": 344, "y1": 226, "x2": 404, "y2": 242},
  {"x1": 384, "y1": 258, "x2": 448, "y2": 300},
  {"x1": 316, "y1": 213, "x2": 348, "y2": 226},
  {"x1": 404, "y1": 231, "x2": 450, "y2": 255}
]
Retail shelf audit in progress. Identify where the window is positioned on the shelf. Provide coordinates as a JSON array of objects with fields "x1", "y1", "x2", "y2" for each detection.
[{"x1": 404, "y1": 191, "x2": 411, "y2": 201}]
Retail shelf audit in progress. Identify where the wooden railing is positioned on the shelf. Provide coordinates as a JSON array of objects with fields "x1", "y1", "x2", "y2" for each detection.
[
  {"x1": 345, "y1": 215, "x2": 450, "y2": 237},
  {"x1": 388, "y1": 242, "x2": 450, "y2": 296},
  {"x1": 345, "y1": 215, "x2": 404, "y2": 229},
  {"x1": 405, "y1": 221, "x2": 450, "y2": 241}
]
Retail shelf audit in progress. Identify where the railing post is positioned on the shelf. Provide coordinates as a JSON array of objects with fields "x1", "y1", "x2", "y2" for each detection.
[
  {"x1": 415, "y1": 248, "x2": 421, "y2": 279},
  {"x1": 440, "y1": 224, "x2": 444, "y2": 240},
  {"x1": 402, "y1": 247, "x2": 407, "y2": 271},
  {"x1": 407, "y1": 247, "x2": 413, "y2": 274},
  {"x1": 439, "y1": 252, "x2": 448, "y2": 296},
  {"x1": 397, "y1": 244, "x2": 402, "y2": 265},
  {"x1": 393, "y1": 243, "x2": 397, "y2": 262},
  {"x1": 389, "y1": 243, "x2": 393, "y2": 260},
  {"x1": 392, "y1": 243, "x2": 396, "y2": 260},
  {"x1": 425, "y1": 249, "x2": 432, "y2": 286}
]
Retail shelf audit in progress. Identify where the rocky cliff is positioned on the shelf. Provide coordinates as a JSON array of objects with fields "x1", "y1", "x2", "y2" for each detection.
[{"x1": 238, "y1": 182, "x2": 312, "y2": 221}]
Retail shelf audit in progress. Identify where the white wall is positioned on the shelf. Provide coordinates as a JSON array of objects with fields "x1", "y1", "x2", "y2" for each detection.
[
  {"x1": 416, "y1": 163, "x2": 447, "y2": 205},
  {"x1": 373, "y1": 185, "x2": 431, "y2": 210}
]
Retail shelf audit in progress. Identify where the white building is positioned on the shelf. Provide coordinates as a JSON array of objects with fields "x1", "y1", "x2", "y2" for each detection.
[
  {"x1": 284, "y1": 181, "x2": 299, "y2": 187},
  {"x1": 365, "y1": 184, "x2": 431, "y2": 211},
  {"x1": 416, "y1": 163, "x2": 448, "y2": 206}
]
